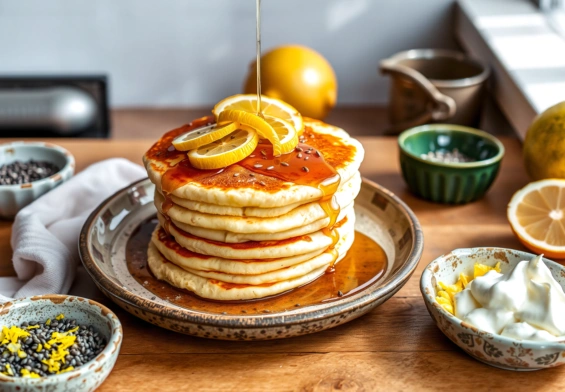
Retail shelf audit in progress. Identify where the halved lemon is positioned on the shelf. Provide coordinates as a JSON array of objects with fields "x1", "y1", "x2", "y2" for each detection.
[
  {"x1": 218, "y1": 110, "x2": 282, "y2": 156},
  {"x1": 263, "y1": 115, "x2": 298, "y2": 154},
  {"x1": 172, "y1": 122, "x2": 239, "y2": 151},
  {"x1": 508, "y1": 179, "x2": 565, "y2": 258},
  {"x1": 213, "y1": 94, "x2": 304, "y2": 134},
  {"x1": 188, "y1": 128, "x2": 259, "y2": 170}
]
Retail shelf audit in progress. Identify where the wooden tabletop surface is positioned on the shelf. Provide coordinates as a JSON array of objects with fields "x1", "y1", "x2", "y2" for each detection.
[{"x1": 2, "y1": 135, "x2": 563, "y2": 391}]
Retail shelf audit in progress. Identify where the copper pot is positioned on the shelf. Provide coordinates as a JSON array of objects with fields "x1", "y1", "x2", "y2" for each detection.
[{"x1": 380, "y1": 49, "x2": 490, "y2": 134}]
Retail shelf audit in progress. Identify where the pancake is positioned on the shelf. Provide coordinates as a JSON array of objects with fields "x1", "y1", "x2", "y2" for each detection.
[
  {"x1": 148, "y1": 242, "x2": 330, "y2": 301},
  {"x1": 164, "y1": 171, "x2": 362, "y2": 218},
  {"x1": 152, "y1": 226, "x2": 327, "y2": 274},
  {"x1": 156, "y1": 190, "x2": 350, "y2": 234},
  {"x1": 164, "y1": 213, "x2": 332, "y2": 243},
  {"x1": 144, "y1": 118, "x2": 364, "y2": 208},
  {"x1": 158, "y1": 213, "x2": 350, "y2": 260}
]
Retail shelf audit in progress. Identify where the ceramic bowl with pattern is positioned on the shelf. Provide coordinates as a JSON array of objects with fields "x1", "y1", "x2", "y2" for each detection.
[
  {"x1": 79, "y1": 177, "x2": 424, "y2": 340},
  {"x1": 421, "y1": 247, "x2": 565, "y2": 371},
  {"x1": 0, "y1": 141, "x2": 75, "y2": 219},
  {"x1": 0, "y1": 295, "x2": 122, "y2": 391},
  {"x1": 398, "y1": 124, "x2": 504, "y2": 204}
]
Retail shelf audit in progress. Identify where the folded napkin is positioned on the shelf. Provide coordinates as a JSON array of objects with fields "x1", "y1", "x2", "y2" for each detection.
[{"x1": 0, "y1": 158, "x2": 146, "y2": 302}]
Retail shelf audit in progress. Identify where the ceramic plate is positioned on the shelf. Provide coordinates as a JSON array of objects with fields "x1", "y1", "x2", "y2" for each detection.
[{"x1": 79, "y1": 178, "x2": 423, "y2": 340}]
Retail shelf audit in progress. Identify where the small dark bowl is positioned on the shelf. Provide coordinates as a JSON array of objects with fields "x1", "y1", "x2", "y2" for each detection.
[{"x1": 398, "y1": 124, "x2": 504, "y2": 204}]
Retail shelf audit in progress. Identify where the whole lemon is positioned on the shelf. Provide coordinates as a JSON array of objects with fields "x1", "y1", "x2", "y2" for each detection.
[
  {"x1": 244, "y1": 45, "x2": 337, "y2": 119},
  {"x1": 524, "y1": 101, "x2": 565, "y2": 180}
]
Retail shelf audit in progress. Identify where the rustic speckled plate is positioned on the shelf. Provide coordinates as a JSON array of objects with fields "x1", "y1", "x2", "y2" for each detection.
[{"x1": 79, "y1": 178, "x2": 423, "y2": 340}]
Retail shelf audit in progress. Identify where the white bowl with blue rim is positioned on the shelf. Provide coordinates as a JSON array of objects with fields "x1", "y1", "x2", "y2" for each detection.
[
  {"x1": 0, "y1": 294, "x2": 122, "y2": 391},
  {"x1": 421, "y1": 247, "x2": 565, "y2": 371},
  {"x1": 0, "y1": 141, "x2": 75, "y2": 219}
]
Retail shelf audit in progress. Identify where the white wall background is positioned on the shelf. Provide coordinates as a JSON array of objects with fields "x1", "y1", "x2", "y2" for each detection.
[{"x1": 0, "y1": 0, "x2": 457, "y2": 107}]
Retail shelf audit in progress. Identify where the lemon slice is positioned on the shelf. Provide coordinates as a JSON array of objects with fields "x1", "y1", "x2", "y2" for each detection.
[
  {"x1": 508, "y1": 179, "x2": 565, "y2": 259},
  {"x1": 263, "y1": 115, "x2": 298, "y2": 154},
  {"x1": 218, "y1": 110, "x2": 282, "y2": 156},
  {"x1": 213, "y1": 94, "x2": 304, "y2": 134},
  {"x1": 187, "y1": 128, "x2": 259, "y2": 170},
  {"x1": 172, "y1": 122, "x2": 239, "y2": 151}
]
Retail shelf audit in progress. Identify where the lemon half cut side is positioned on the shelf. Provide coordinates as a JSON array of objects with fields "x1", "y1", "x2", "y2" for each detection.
[{"x1": 508, "y1": 179, "x2": 565, "y2": 259}]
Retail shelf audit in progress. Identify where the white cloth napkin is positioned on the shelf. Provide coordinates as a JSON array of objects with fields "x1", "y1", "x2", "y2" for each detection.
[{"x1": 0, "y1": 158, "x2": 146, "y2": 302}]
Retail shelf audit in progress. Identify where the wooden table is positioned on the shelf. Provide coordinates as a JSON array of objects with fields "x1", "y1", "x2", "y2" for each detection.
[{"x1": 2, "y1": 136, "x2": 563, "y2": 391}]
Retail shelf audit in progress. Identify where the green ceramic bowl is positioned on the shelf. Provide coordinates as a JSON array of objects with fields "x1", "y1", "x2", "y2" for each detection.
[{"x1": 398, "y1": 124, "x2": 505, "y2": 204}]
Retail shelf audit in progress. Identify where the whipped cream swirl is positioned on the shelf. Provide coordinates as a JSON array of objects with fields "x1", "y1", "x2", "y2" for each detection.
[{"x1": 454, "y1": 255, "x2": 565, "y2": 341}]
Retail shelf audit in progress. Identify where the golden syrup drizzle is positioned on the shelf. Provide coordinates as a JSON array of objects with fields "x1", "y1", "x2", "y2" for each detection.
[
  {"x1": 318, "y1": 177, "x2": 340, "y2": 228},
  {"x1": 159, "y1": 192, "x2": 175, "y2": 235},
  {"x1": 322, "y1": 227, "x2": 340, "y2": 273},
  {"x1": 255, "y1": 0, "x2": 262, "y2": 114}
]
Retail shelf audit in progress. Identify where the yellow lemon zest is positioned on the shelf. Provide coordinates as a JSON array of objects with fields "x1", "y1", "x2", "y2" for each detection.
[
  {"x1": 45, "y1": 319, "x2": 51, "y2": 326},
  {"x1": 2, "y1": 363, "x2": 13, "y2": 376},
  {"x1": 1, "y1": 326, "x2": 30, "y2": 345},
  {"x1": 66, "y1": 327, "x2": 80, "y2": 334},
  {"x1": 459, "y1": 273, "x2": 471, "y2": 289},
  {"x1": 437, "y1": 291, "x2": 451, "y2": 301},
  {"x1": 26, "y1": 325, "x2": 39, "y2": 330},
  {"x1": 436, "y1": 262, "x2": 502, "y2": 315},
  {"x1": 7, "y1": 342, "x2": 20, "y2": 353},
  {"x1": 474, "y1": 262, "x2": 501, "y2": 278},
  {"x1": 438, "y1": 281, "x2": 463, "y2": 301},
  {"x1": 1, "y1": 322, "x2": 82, "y2": 378},
  {"x1": 40, "y1": 330, "x2": 78, "y2": 372},
  {"x1": 21, "y1": 368, "x2": 41, "y2": 378},
  {"x1": 435, "y1": 296, "x2": 451, "y2": 306}
]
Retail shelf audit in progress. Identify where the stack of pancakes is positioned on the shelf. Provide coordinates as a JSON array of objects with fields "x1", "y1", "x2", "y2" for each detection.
[{"x1": 143, "y1": 117, "x2": 364, "y2": 301}]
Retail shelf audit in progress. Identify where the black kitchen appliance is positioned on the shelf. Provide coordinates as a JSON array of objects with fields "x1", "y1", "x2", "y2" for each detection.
[{"x1": 0, "y1": 75, "x2": 110, "y2": 138}]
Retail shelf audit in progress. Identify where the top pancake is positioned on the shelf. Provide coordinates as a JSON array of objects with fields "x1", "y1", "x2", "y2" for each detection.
[{"x1": 143, "y1": 116, "x2": 364, "y2": 208}]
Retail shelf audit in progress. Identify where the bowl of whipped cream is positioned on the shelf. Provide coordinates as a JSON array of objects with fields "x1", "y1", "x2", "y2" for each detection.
[{"x1": 421, "y1": 247, "x2": 565, "y2": 371}]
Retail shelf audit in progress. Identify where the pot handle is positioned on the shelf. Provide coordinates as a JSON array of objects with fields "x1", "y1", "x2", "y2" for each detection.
[{"x1": 380, "y1": 59, "x2": 456, "y2": 133}]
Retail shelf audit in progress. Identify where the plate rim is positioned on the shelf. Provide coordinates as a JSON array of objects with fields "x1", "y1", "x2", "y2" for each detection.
[{"x1": 79, "y1": 177, "x2": 424, "y2": 328}]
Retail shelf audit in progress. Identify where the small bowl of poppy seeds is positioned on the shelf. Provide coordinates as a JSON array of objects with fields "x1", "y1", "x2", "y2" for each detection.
[
  {"x1": 0, "y1": 141, "x2": 75, "y2": 219},
  {"x1": 0, "y1": 295, "x2": 122, "y2": 392}
]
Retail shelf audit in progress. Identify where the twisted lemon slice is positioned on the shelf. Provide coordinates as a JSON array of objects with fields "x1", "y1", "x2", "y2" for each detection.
[
  {"x1": 218, "y1": 110, "x2": 283, "y2": 156},
  {"x1": 213, "y1": 94, "x2": 304, "y2": 134},
  {"x1": 172, "y1": 122, "x2": 239, "y2": 151},
  {"x1": 263, "y1": 115, "x2": 299, "y2": 155},
  {"x1": 188, "y1": 128, "x2": 259, "y2": 170}
]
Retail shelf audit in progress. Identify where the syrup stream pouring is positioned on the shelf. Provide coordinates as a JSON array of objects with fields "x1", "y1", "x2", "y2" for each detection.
[{"x1": 256, "y1": 0, "x2": 262, "y2": 116}]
